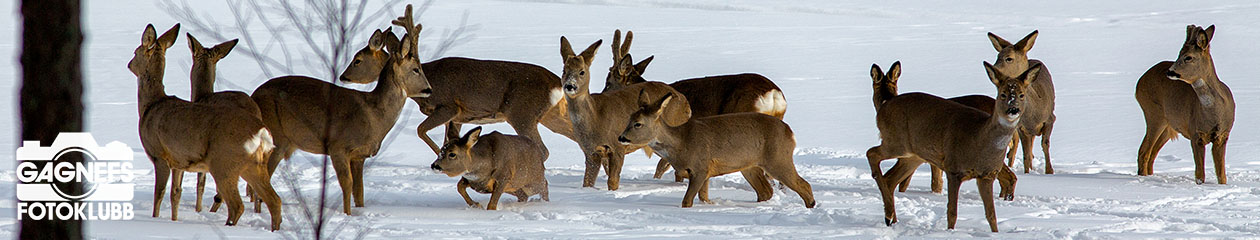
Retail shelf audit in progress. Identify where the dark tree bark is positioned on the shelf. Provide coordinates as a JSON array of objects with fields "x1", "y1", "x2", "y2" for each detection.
[{"x1": 19, "y1": 0, "x2": 85, "y2": 239}]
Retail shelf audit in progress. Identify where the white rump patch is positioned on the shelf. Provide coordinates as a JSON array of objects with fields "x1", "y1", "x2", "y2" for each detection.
[
  {"x1": 755, "y1": 89, "x2": 787, "y2": 115},
  {"x1": 549, "y1": 88, "x2": 564, "y2": 107},
  {"x1": 244, "y1": 128, "x2": 276, "y2": 160}
]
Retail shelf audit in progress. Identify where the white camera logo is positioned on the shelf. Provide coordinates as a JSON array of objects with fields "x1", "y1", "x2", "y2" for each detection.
[{"x1": 16, "y1": 133, "x2": 136, "y2": 221}]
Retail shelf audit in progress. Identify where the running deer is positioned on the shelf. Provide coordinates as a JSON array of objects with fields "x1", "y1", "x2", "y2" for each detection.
[
  {"x1": 430, "y1": 127, "x2": 550, "y2": 210},
  {"x1": 601, "y1": 30, "x2": 787, "y2": 181},
  {"x1": 617, "y1": 90, "x2": 815, "y2": 208},
  {"x1": 1135, "y1": 25, "x2": 1234, "y2": 184},
  {"x1": 130, "y1": 24, "x2": 281, "y2": 231},
  {"x1": 988, "y1": 30, "x2": 1057, "y2": 174},
  {"x1": 867, "y1": 61, "x2": 1039, "y2": 232},
  {"x1": 184, "y1": 34, "x2": 268, "y2": 214},
  {"x1": 871, "y1": 62, "x2": 1016, "y2": 198},
  {"x1": 559, "y1": 36, "x2": 690, "y2": 190},
  {"x1": 250, "y1": 8, "x2": 431, "y2": 215},
  {"x1": 340, "y1": 6, "x2": 573, "y2": 158}
]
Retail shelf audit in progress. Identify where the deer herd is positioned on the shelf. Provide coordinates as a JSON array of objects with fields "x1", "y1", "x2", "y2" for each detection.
[{"x1": 126, "y1": 4, "x2": 1236, "y2": 233}]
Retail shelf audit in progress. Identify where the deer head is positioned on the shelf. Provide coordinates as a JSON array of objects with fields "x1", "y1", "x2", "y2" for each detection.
[
  {"x1": 987, "y1": 30, "x2": 1038, "y2": 77},
  {"x1": 559, "y1": 36, "x2": 602, "y2": 97},
  {"x1": 617, "y1": 89, "x2": 693, "y2": 145},
  {"x1": 431, "y1": 126, "x2": 483, "y2": 177},
  {"x1": 983, "y1": 61, "x2": 1042, "y2": 127},
  {"x1": 603, "y1": 29, "x2": 654, "y2": 92},
  {"x1": 1167, "y1": 25, "x2": 1216, "y2": 86}
]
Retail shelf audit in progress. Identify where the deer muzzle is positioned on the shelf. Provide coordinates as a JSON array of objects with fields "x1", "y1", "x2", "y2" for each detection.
[
  {"x1": 617, "y1": 136, "x2": 632, "y2": 145},
  {"x1": 1165, "y1": 70, "x2": 1182, "y2": 80}
]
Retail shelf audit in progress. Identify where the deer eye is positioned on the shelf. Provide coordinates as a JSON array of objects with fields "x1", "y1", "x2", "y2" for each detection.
[
  {"x1": 447, "y1": 153, "x2": 456, "y2": 158},
  {"x1": 1184, "y1": 56, "x2": 1193, "y2": 62},
  {"x1": 1019, "y1": 94, "x2": 1025, "y2": 98},
  {"x1": 633, "y1": 122, "x2": 643, "y2": 128},
  {"x1": 412, "y1": 68, "x2": 420, "y2": 73},
  {"x1": 1005, "y1": 57, "x2": 1013, "y2": 62},
  {"x1": 999, "y1": 94, "x2": 1007, "y2": 99},
  {"x1": 352, "y1": 59, "x2": 362, "y2": 65},
  {"x1": 579, "y1": 71, "x2": 586, "y2": 76}
]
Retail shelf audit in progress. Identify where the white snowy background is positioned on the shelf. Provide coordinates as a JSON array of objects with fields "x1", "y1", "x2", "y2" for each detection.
[{"x1": 2, "y1": 0, "x2": 1259, "y2": 238}]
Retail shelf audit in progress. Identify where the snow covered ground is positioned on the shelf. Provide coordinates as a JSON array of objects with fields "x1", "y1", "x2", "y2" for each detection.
[{"x1": 3, "y1": 0, "x2": 1260, "y2": 238}]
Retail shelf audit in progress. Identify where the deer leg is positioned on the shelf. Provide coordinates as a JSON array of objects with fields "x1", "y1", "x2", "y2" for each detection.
[
  {"x1": 1145, "y1": 128, "x2": 1175, "y2": 176},
  {"x1": 1191, "y1": 138, "x2": 1208, "y2": 185},
  {"x1": 1041, "y1": 116, "x2": 1056, "y2": 174},
  {"x1": 977, "y1": 176, "x2": 998, "y2": 232},
  {"x1": 416, "y1": 107, "x2": 458, "y2": 155},
  {"x1": 1018, "y1": 131, "x2": 1035, "y2": 174},
  {"x1": 508, "y1": 119, "x2": 548, "y2": 158},
  {"x1": 581, "y1": 147, "x2": 601, "y2": 188},
  {"x1": 682, "y1": 170, "x2": 708, "y2": 208},
  {"x1": 866, "y1": 146, "x2": 897, "y2": 225},
  {"x1": 893, "y1": 158, "x2": 919, "y2": 193},
  {"x1": 885, "y1": 159, "x2": 919, "y2": 193},
  {"x1": 1006, "y1": 136, "x2": 1018, "y2": 168},
  {"x1": 195, "y1": 173, "x2": 205, "y2": 212},
  {"x1": 487, "y1": 179, "x2": 506, "y2": 210},
  {"x1": 931, "y1": 165, "x2": 944, "y2": 194},
  {"x1": 1212, "y1": 138, "x2": 1228, "y2": 184},
  {"x1": 169, "y1": 170, "x2": 185, "y2": 221},
  {"x1": 741, "y1": 168, "x2": 773, "y2": 202},
  {"x1": 699, "y1": 178, "x2": 712, "y2": 204},
  {"x1": 946, "y1": 174, "x2": 962, "y2": 230},
  {"x1": 653, "y1": 158, "x2": 671, "y2": 179},
  {"x1": 457, "y1": 178, "x2": 481, "y2": 208},
  {"x1": 151, "y1": 157, "x2": 169, "y2": 218},
  {"x1": 764, "y1": 160, "x2": 816, "y2": 209},
  {"x1": 605, "y1": 150, "x2": 625, "y2": 191},
  {"x1": 212, "y1": 170, "x2": 244, "y2": 226},
  {"x1": 351, "y1": 158, "x2": 366, "y2": 207},
  {"x1": 241, "y1": 164, "x2": 282, "y2": 231},
  {"x1": 330, "y1": 154, "x2": 355, "y2": 215},
  {"x1": 997, "y1": 167, "x2": 1017, "y2": 201}
]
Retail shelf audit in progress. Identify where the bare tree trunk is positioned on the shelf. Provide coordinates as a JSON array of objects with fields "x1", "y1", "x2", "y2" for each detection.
[{"x1": 19, "y1": 0, "x2": 85, "y2": 239}]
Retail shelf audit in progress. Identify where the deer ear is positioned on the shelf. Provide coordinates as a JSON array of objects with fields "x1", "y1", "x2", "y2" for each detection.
[
  {"x1": 580, "y1": 40, "x2": 603, "y2": 65},
  {"x1": 368, "y1": 29, "x2": 386, "y2": 51},
  {"x1": 464, "y1": 127, "x2": 483, "y2": 148},
  {"x1": 983, "y1": 61, "x2": 1001, "y2": 86},
  {"x1": 157, "y1": 23, "x2": 181, "y2": 49},
  {"x1": 211, "y1": 39, "x2": 238, "y2": 59},
  {"x1": 987, "y1": 32, "x2": 1011, "y2": 51},
  {"x1": 658, "y1": 91, "x2": 692, "y2": 127},
  {"x1": 887, "y1": 61, "x2": 901, "y2": 83},
  {"x1": 186, "y1": 33, "x2": 203, "y2": 54},
  {"x1": 635, "y1": 55, "x2": 654, "y2": 74},
  {"x1": 637, "y1": 88, "x2": 651, "y2": 106},
  {"x1": 869, "y1": 63, "x2": 884, "y2": 83},
  {"x1": 1196, "y1": 25, "x2": 1214, "y2": 48},
  {"x1": 384, "y1": 31, "x2": 402, "y2": 54},
  {"x1": 560, "y1": 36, "x2": 575, "y2": 60},
  {"x1": 1019, "y1": 63, "x2": 1042, "y2": 86},
  {"x1": 142, "y1": 24, "x2": 157, "y2": 47},
  {"x1": 1015, "y1": 30, "x2": 1038, "y2": 53}
]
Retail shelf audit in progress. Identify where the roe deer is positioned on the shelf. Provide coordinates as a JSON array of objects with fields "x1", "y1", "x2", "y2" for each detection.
[
  {"x1": 867, "y1": 61, "x2": 1039, "y2": 232},
  {"x1": 559, "y1": 36, "x2": 690, "y2": 190},
  {"x1": 130, "y1": 24, "x2": 281, "y2": 231},
  {"x1": 1135, "y1": 25, "x2": 1234, "y2": 184},
  {"x1": 601, "y1": 30, "x2": 787, "y2": 181},
  {"x1": 430, "y1": 127, "x2": 549, "y2": 210},
  {"x1": 617, "y1": 90, "x2": 815, "y2": 208},
  {"x1": 871, "y1": 62, "x2": 1016, "y2": 198},
  {"x1": 250, "y1": 9, "x2": 431, "y2": 215},
  {"x1": 342, "y1": 7, "x2": 572, "y2": 156},
  {"x1": 988, "y1": 30, "x2": 1057, "y2": 174}
]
